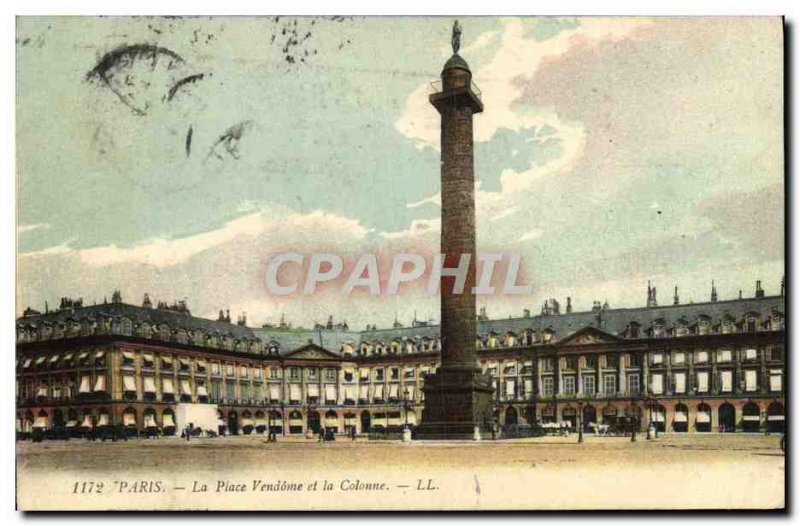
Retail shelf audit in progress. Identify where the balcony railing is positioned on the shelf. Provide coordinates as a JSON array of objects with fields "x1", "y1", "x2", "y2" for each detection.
[{"x1": 429, "y1": 79, "x2": 483, "y2": 101}]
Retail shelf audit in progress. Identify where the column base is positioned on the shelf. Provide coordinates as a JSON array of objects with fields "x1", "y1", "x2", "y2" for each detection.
[{"x1": 415, "y1": 366, "x2": 494, "y2": 440}]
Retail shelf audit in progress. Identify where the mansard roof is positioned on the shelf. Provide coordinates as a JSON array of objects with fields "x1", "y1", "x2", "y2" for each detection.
[
  {"x1": 16, "y1": 302, "x2": 256, "y2": 340},
  {"x1": 355, "y1": 294, "x2": 784, "y2": 344}
]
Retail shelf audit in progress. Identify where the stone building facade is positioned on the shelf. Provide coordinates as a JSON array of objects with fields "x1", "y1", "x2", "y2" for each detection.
[{"x1": 16, "y1": 283, "x2": 785, "y2": 437}]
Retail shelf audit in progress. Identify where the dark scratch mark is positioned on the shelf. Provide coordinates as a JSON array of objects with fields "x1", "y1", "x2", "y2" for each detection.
[
  {"x1": 205, "y1": 121, "x2": 252, "y2": 163},
  {"x1": 185, "y1": 125, "x2": 193, "y2": 158},
  {"x1": 473, "y1": 474, "x2": 480, "y2": 495},
  {"x1": 85, "y1": 43, "x2": 185, "y2": 116},
  {"x1": 166, "y1": 73, "x2": 207, "y2": 102}
]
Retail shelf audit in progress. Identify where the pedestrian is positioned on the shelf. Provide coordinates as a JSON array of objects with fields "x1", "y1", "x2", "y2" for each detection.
[
  {"x1": 318, "y1": 427, "x2": 324, "y2": 442},
  {"x1": 185, "y1": 423, "x2": 191, "y2": 442}
]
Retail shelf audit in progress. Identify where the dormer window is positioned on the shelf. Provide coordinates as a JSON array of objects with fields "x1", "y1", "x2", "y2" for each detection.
[
  {"x1": 721, "y1": 316, "x2": 735, "y2": 334},
  {"x1": 651, "y1": 322, "x2": 665, "y2": 339},
  {"x1": 628, "y1": 322, "x2": 640, "y2": 339},
  {"x1": 746, "y1": 314, "x2": 758, "y2": 333}
]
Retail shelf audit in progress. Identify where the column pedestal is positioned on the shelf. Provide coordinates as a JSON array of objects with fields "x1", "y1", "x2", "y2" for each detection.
[{"x1": 415, "y1": 367, "x2": 494, "y2": 440}]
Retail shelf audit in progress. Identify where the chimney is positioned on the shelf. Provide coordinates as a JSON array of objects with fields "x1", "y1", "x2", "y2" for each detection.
[
  {"x1": 711, "y1": 280, "x2": 718, "y2": 302},
  {"x1": 755, "y1": 280, "x2": 764, "y2": 298},
  {"x1": 647, "y1": 282, "x2": 658, "y2": 308},
  {"x1": 673, "y1": 286, "x2": 679, "y2": 306},
  {"x1": 566, "y1": 296, "x2": 572, "y2": 314}
]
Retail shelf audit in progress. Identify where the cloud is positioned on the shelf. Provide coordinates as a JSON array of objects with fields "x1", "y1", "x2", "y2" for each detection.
[
  {"x1": 407, "y1": 193, "x2": 441, "y2": 209},
  {"x1": 519, "y1": 228, "x2": 544, "y2": 242},
  {"x1": 20, "y1": 208, "x2": 371, "y2": 268},
  {"x1": 17, "y1": 223, "x2": 50, "y2": 234},
  {"x1": 380, "y1": 218, "x2": 440, "y2": 241},
  {"x1": 490, "y1": 206, "x2": 520, "y2": 222}
]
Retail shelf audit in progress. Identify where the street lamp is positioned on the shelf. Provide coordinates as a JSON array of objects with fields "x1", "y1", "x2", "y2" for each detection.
[
  {"x1": 401, "y1": 388, "x2": 412, "y2": 428},
  {"x1": 629, "y1": 398, "x2": 638, "y2": 442},
  {"x1": 577, "y1": 399, "x2": 584, "y2": 443}
]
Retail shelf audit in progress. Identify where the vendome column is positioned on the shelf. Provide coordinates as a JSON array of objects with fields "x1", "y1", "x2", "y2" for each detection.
[{"x1": 416, "y1": 22, "x2": 494, "y2": 440}]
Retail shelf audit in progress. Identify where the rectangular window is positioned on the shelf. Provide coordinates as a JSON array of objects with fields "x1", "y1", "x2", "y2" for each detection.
[
  {"x1": 562, "y1": 376, "x2": 576, "y2": 395},
  {"x1": 745, "y1": 370, "x2": 757, "y2": 392},
  {"x1": 225, "y1": 382, "x2": 236, "y2": 402},
  {"x1": 269, "y1": 367, "x2": 279, "y2": 379},
  {"x1": 673, "y1": 352, "x2": 685, "y2": 365},
  {"x1": 721, "y1": 370, "x2": 733, "y2": 392},
  {"x1": 307, "y1": 368, "x2": 317, "y2": 380},
  {"x1": 564, "y1": 356, "x2": 577, "y2": 370},
  {"x1": 241, "y1": 383, "x2": 250, "y2": 401},
  {"x1": 254, "y1": 368, "x2": 262, "y2": 379},
  {"x1": 583, "y1": 376, "x2": 596, "y2": 395},
  {"x1": 770, "y1": 370, "x2": 782, "y2": 392},
  {"x1": 541, "y1": 358, "x2": 554, "y2": 372},
  {"x1": 325, "y1": 368, "x2": 336, "y2": 382},
  {"x1": 674, "y1": 372, "x2": 686, "y2": 394},
  {"x1": 628, "y1": 373, "x2": 640, "y2": 395},
  {"x1": 695, "y1": 351, "x2": 709, "y2": 364},
  {"x1": 628, "y1": 353, "x2": 641, "y2": 368},
  {"x1": 225, "y1": 365, "x2": 234, "y2": 377},
  {"x1": 374, "y1": 368, "x2": 384, "y2": 381},
  {"x1": 603, "y1": 374, "x2": 616, "y2": 395},
  {"x1": 606, "y1": 355, "x2": 618, "y2": 368},
  {"x1": 651, "y1": 373, "x2": 663, "y2": 395},
  {"x1": 744, "y1": 348, "x2": 757, "y2": 361},
  {"x1": 289, "y1": 367, "x2": 300, "y2": 381},
  {"x1": 651, "y1": 353, "x2": 663, "y2": 365},
  {"x1": 718, "y1": 350, "x2": 732, "y2": 363},
  {"x1": 211, "y1": 363, "x2": 220, "y2": 376},
  {"x1": 210, "y1": 381, "x2": 222, "y2": 402},
  {"x1": 390, "y1": 367, "x2": 399, "y2": 381},
  {"x1": 504, "y1": 362, "x2": 518, "y2": 376},
  {"x1": 584, "y1": 356, "x2": 596, "y2": 369},
  {"x1": 770, "y1": 347, "x2": 784, "y2": 361},
  {"x1": 697, "y1": 371, "x2": 709, "y2": 392},
  {"x1": 542, "y1": 376, "x2": 554, "y2": 396}
]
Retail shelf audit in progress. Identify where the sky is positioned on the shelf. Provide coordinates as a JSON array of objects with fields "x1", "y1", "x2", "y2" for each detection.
[{"x1": 16, "y1": 16, "x2": 784, "y2": 329}]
